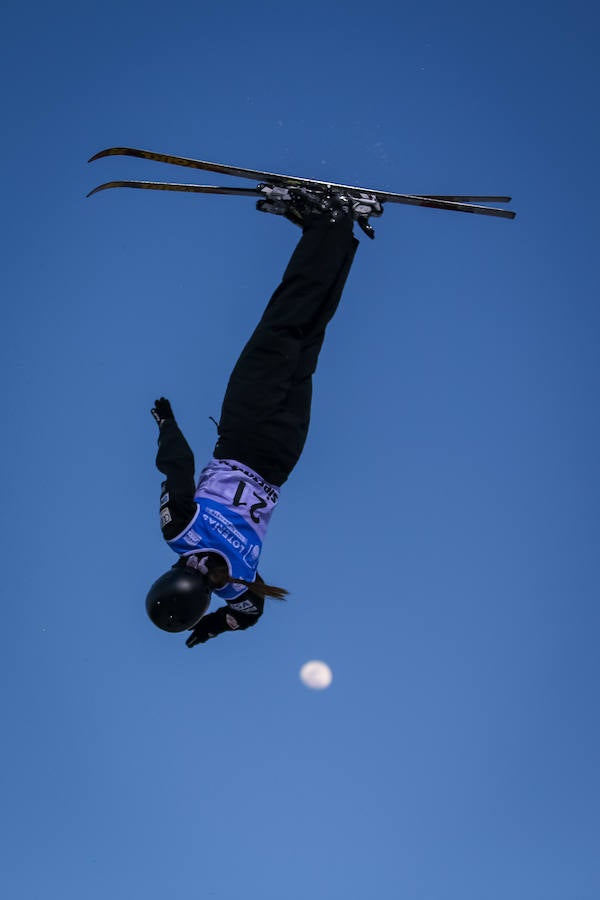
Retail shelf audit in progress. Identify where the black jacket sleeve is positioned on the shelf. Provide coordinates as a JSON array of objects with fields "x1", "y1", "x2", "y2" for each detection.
[
  {"x1": 186, "y1": 592, "x2": 265, "y2": 646},
  {"x1": 155, "y1": 419, "x2": 198, "y2": 540}
]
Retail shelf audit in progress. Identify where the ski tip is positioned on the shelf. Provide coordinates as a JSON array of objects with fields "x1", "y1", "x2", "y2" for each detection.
[
  {"x1": 88, "y1": 148, "x2": 134, "y2": 163},
  {"x1": 86, "y1": 182, "x2": 118, "y2": 197},
  {"x1": 88, "y1": 149, "x2": 111, "y2": 163}
]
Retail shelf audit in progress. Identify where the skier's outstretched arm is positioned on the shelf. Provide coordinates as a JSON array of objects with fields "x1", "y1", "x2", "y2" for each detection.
[{"x1": 152, "y1": 398, "x2": 197, "y2": 539}]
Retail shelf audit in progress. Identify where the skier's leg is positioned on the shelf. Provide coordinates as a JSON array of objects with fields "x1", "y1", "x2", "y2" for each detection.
[
  {"x1": 265, "y1": 240, "x2": 358, "y2": 478},
  {"x1": 214, "y1": 214, "x2": 358, "y2": 484}
]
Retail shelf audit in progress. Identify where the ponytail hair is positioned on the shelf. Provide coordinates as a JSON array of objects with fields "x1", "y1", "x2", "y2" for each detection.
[
  {"x1": 187, "y1": 554, "x2": 288, "y2": 601},
  {"x1": 226, "y1": 573, "x2": 288, "y2": 601}
]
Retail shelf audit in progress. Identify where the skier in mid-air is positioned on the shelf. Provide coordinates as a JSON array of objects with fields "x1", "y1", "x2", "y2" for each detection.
[
  {"x1": 146, "y1": 188, "x2": 382, "y2": 647},
  {"x1": 85, "y1": 147, "x2": 513, "y2": 648}
]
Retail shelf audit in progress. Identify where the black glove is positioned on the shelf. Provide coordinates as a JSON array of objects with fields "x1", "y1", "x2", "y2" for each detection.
[
  {"x1": 186, "y1": 620, "x2": 214, "y2": 648},
  {"x1": 151, "y1": 397, "x2": 174, "y2": 426},
  {"x1": 186, "y1": 610, "x2": 226, "y2": 647}
]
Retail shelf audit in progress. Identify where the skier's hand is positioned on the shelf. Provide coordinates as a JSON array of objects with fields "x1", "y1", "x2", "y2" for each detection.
[
  {"x1": 151, "y1": 397, "x2": 174, "y2": 426},
  {"x1": 186, "y1": 620, "x2": 214, "y2": 648}
]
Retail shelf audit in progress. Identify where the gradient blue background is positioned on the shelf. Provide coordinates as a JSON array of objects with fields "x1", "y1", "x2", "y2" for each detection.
[{"x1": 2, "y1": 1, "x2": 599, "y2": 898}]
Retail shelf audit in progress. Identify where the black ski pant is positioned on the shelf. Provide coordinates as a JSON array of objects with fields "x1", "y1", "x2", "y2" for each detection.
[{"x1": 214, "y1": 215, "x2": 359, "y2": 486}]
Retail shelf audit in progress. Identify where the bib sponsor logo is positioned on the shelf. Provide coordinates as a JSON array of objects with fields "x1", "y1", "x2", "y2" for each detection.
[
  {"x1": 226, "y1": 613, "x2": 240, "y2": 630},
  {"x1": 160, "y1": 508, "x2": 172, "y2": 526},
  {"x1": 203, "y1": 508, "x2": 248, "y2": 552},
  {"x1": 183, "y1": 529, "x2": 202, "y2": 546},
  {"x1": 243, "y1": 544, "x2": 260, "y2": 565},
  {"x1": 204, "y1": 507, "x2": 246, "y2": 542}
]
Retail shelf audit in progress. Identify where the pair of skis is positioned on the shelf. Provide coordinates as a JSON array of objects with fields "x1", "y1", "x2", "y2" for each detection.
[{"x1": 87, "y1": 146, "x2": 516, "y2": 223}]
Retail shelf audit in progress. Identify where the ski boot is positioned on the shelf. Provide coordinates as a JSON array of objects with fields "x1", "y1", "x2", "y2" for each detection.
[
  {"x1": 347, "y1": 192, "x2": 384, "y2": 239},
  {"x1": 256, "y1": 184, "x2": 306, "y2": 227},
  {"x1": 256, "y1": 184, "x2": 383, "y2": 238},
  {"x1": 256, "y1": 184, "x2": 345, "y2": 228}
]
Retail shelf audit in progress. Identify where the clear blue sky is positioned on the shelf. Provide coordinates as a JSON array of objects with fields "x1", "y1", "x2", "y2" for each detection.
[{"x1": 2, "y1": 1, "x2": 599, "y2": 898}]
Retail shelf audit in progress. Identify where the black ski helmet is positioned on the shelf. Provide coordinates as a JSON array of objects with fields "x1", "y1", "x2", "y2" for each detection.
[{"x1": 145, "y1": 565, "x2": 210, "y2": 633}]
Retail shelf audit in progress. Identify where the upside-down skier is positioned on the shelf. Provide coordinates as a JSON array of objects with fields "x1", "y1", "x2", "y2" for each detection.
[{"x1": 145, "y1": 188, "x2": 383, "y2": 647}]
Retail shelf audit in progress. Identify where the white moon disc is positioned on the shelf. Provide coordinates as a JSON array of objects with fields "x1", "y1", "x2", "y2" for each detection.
[{"x1": 300, "y1": 660, "x2": 333, "y2": 690}]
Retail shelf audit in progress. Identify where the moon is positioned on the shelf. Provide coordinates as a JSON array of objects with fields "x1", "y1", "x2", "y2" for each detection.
[{"x1": 299, "y1": 660, "x2": 333, "y2": 690}]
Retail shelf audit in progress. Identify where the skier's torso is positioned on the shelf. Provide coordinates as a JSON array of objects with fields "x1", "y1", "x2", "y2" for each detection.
[{"x1": 165, "y1": 457, "x2": 280, "y2": 601}]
